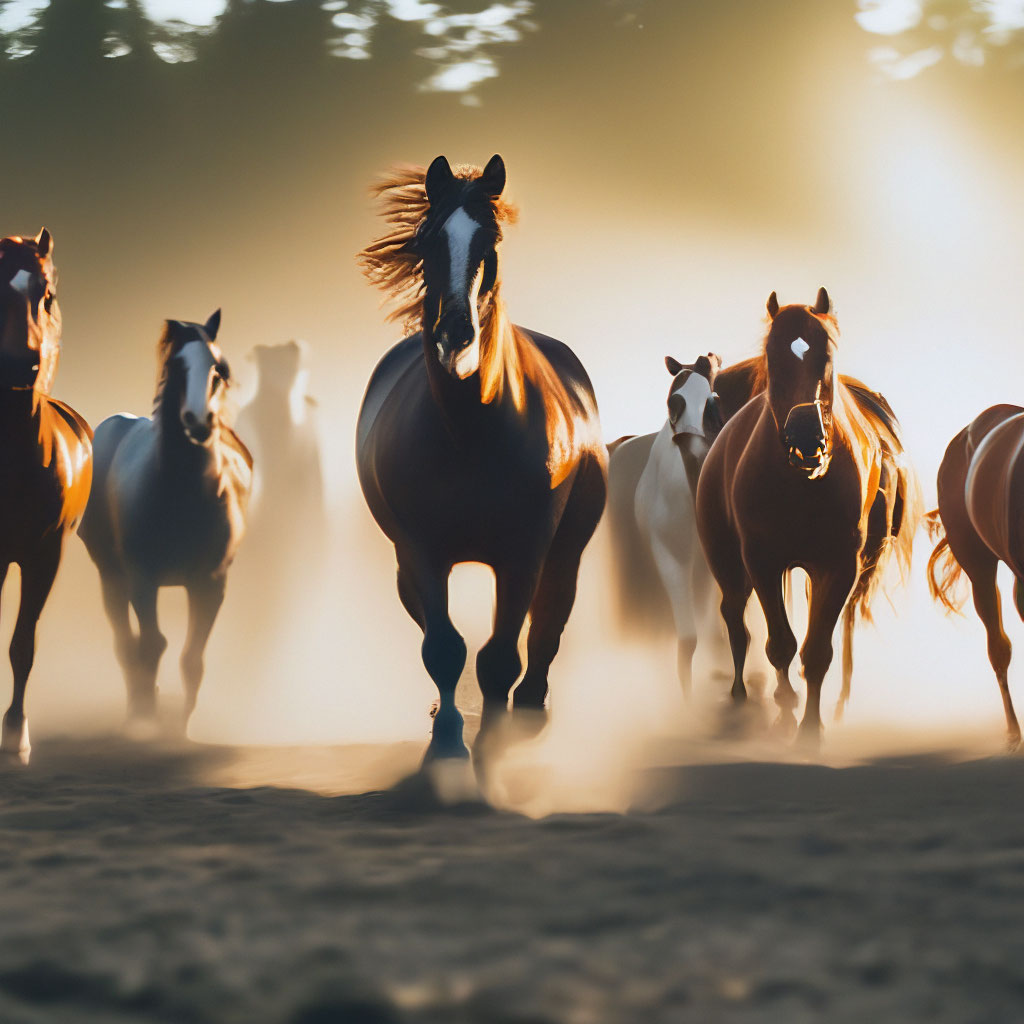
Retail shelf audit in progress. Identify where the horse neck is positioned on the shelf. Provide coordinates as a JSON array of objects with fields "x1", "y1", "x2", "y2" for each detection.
[
  {"x1": 0, "y1": 388, "x2": 40, "y2": 440},
  {"x1": 420, "y1": 302, "x2": 512, "y2": 430}
]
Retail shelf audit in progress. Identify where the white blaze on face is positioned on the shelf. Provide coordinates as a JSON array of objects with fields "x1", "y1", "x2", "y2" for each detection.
[
  {"x1": 8, "y1": 269, "x2": 33, "y2": 297},
  {"x1": 791, "y1": 337, "x2": 810, "y2": 360},
  {"x1": 181, "y1": 339, "x2": 214, "y2": 429},
  {"x1": 671, "y1": 372, "x2": 714, "y2": 437},
  {"x1": 442, "y1": 206, "x2": 481, "y2": 297}
]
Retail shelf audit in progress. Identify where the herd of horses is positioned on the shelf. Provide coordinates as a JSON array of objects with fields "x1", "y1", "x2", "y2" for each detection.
[{"x1": 1, "y1": 156, "x2": 1023, "y2": 771}]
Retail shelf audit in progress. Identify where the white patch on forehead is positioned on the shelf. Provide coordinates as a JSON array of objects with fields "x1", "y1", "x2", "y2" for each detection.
[
  {"x1": 8, "y1": 269, "x2": 33, "y2": 297},
  {"x1": 791, "y1": 337, "x2": 810, "y2": 360},
  {"x1": 442, "y1": 207, "x2": 481, "y2": 292}
]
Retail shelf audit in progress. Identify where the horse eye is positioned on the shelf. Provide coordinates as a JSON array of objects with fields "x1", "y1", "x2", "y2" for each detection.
[{"x1": 43, "y1": 292, "x2": 54, "y2": 313}]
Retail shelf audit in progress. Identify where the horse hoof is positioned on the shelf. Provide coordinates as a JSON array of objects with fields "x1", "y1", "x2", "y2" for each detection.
[
  {"x1": 509, "y1": 707, "x2": 548, "y2": 743},
  {"x1": 124, "y1": 716, "x2": 161, "y2": 742},
  {"x1": 772, "y1": 710, "x2": 797, "y2": 739},
  {"x1": 0, "y1": 716, "x2": 30, "y2": 765},
  {"x1": 796, "y1": 721, "x2": 823, "y2": 752},
  {"x1": 423, "y1": 758, "x2": 482, "y2": 806}
]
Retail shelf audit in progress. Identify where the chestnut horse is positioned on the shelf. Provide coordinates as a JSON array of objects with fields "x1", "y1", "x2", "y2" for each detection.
[
  {"x1": 356, "y1": 155, "x2": 607, "y2": 767},
  {"x1": 696, "y1": 289, "x2": 918, "y2": 741},
  {"x1": 0, "y1": 230, "x2": 92, "y2": 762},
  {"x1": 926, "y1": 406, "x2": 1024, "y2": 747}
]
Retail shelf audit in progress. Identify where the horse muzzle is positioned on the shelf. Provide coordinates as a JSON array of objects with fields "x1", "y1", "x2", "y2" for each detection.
[
  {"x1": 181, "y1": 410, "x2": 214, "y2": 446},
  {"x1": 434, "y1": 322, "x2": 479, "y2": 379},
  {"x1": 786, "y1": 439, "x2": 831, "y2": 478},
  {"x1": 782, "y1": 399, "x2": 831, "y2": 479}
]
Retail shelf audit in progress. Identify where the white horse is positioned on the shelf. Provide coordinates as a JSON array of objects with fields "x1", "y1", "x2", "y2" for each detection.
[{"x1": 608, "y1": 354, "x2": 731, "y2": 697}]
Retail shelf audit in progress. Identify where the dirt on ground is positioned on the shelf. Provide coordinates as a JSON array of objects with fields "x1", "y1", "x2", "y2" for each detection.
[{"x1": 1, "y1": 729, "x2": 1023, "y2": 1024}]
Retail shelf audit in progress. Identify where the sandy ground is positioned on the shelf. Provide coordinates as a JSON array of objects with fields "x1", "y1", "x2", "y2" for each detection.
[{"x1": 2, "y1": 728, "x2": 1024, "y2": 1024}]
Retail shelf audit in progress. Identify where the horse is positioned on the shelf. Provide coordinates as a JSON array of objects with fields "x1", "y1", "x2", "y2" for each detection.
[
  {"x1": 79, "y1": 312, "x2": 252, "y2": 733},
  {"x1": 606, "y1": 353, "x2": 729, "y2": 696},
  {"x1": 236, "y1": 340, "x2": 324, "y2": 521},
  {"x1": 695, "y1": 288, "x2": 919, "y2": 741},
  {"x1": 926, "y1": 406, "x2": 1024, "y2": 748},
  {"x1": 356, "y1": 154, "x2": 607, "y2": 767},
  {"x1": 0, "y1": 229, "x2": 92, "y2": 763}
]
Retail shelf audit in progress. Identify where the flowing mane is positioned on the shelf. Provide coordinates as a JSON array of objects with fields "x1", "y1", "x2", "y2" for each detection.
[{"x1": 357, "y1": 164, "x2": 593, "y2": 486}]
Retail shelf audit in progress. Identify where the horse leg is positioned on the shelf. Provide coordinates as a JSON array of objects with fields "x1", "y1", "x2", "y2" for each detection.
[
  {"x1": 650, "y1": 536, "x2": 697, "y2": 699},
  {"x1": 180, "y1": 576, "x2": 227, "y2": 733},
  {"x1": 798, "y1": 563, "x2": 858, "y2": 745},
  {"x1": 967, "y1": 556, "x2": 1017, "y2": 748},
  {"x1": 127, "y1": 578, "x2": 166, "y2": 726},
  {"x1": 2, "y1": 539, "x2": 62, "y2": 763},
  {"x1": 945, "y1": 511, "x2": 1018, "y2": 748},
  {"x1": 474, "y1": 565, "x2": 540, "y2": 763},
  {"x1": 749, "y1": 565, "x2": 799, "y2": 730},
  {"x1": 834, "y1": 601, "x2": 856, "y2": 723},
  {"x1": 397, "y1": 553, "x2": 468, "y2": 761},
  {"x1": 98, "y1": 569, "x2": 137, "y2": 695}
]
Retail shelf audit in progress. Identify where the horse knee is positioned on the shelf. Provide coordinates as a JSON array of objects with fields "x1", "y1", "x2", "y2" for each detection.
[
  {"x1": 139, "y1": 632, "x2": 167, "y2": 666},
  {"x1": 765, "y1": 632, "x2": 797, "y2": 672},
  {"x1": 180, "y1": 651, "x2": 204, "y2": 687},
  {"x1": 477, "y1": 638, "x2": 522, "y2": 702},
  {"x1": 9, "y1": 628, "x2": 36, "y2": 680},
  {"x1": 802, "y1": 639, "x2": 834, "y2": 683},
  {"x1": 988, "y1": 634, "x2": 1012, "y2": 678},
  {"x1": 421, "y1": 624, "x2": 466, "y2": 690}
]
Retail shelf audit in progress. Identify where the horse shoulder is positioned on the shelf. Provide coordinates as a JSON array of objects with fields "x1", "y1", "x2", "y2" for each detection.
[{"x1": 356, "y1": 333, "x2": 425, "y2": 457}]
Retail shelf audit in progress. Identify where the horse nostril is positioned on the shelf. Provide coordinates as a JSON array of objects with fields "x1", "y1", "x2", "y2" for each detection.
[
  {"x1": 182, "y1": 411, "x2": 198, "y2": 429},
  {"x1": 205, "y1": 412, "x2": 214, "y2": 427}
]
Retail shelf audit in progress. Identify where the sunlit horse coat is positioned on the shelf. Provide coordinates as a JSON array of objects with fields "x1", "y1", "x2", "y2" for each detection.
[{"x1": 0, "y1": 230, "x2": 92, "y2": 762}]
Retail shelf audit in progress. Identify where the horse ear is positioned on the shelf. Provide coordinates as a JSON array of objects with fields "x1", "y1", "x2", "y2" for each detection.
[
  {"x1": 665, "y1": 356, "x2": 684, "y2": 376},
  {"x1": 479, "y1": 154, "x2": 506, "y2": 198},
  {"x1": 204, "y1": 308, "x2": 221, "y2": 340},
  {"x1": 425, "y1": 155, "x2": 456, "y2": 204},
  {"x1": 766, "y1": 291, "x2": 779, "y2": 319},
  {"x1": 813, "y1": 287, "x2": 832, "y2": 315},
  {"x1": 35, "y1": 227, "x2": 52, "y2": 258}
]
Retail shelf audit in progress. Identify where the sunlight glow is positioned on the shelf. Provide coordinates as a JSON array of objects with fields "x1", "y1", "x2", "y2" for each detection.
[
  {"x1": 856, "y1": 0, "x2": 1024, "y2": 76},
  {"x1": 855, "y1": 0, "x2": 923, "y2": 35}
]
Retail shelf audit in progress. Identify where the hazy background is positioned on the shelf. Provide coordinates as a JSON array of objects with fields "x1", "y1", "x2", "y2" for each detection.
[{"x1": 1, "y1": 0, "x2": 1023, "y2": 769}]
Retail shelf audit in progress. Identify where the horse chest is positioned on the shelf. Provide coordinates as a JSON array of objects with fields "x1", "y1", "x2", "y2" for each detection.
[{"x1": 733, "y1": 448, "x2": 863, "y2": 562}]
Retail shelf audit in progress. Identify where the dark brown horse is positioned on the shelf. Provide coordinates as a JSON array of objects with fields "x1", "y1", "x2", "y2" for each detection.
[
  {"x1": 0, "y1": 230, "x2": 92, "y2": 762},
  {"x1": 356, "y1": 155, "x2": 607, "y2": 767},
  {"x1": 696, "y1": 289, "x2": 918, "y2": 741},
  {"x1": 926, "y1": 406, "x2": 1024, "y2": 747}
]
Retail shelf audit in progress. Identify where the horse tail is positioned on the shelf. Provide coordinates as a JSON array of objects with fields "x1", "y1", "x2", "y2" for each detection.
[
  {"x1": 843, "y1": 382, "x2": 923, "y2": 623},
  {"x1": 834, "y1": 600, "x2": 856, "y2": 723},
  {"x1": 605, "y1": 435, "x2": 673, "y2": 636},
  {"x1": 925, "y1": 508, "x2": 968, "y2": 614}
]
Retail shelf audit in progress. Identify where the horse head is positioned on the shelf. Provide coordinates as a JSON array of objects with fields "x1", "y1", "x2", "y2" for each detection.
[
  {"x1": 664, "y1": 351, "x2": 724, "y2": 493},
  {"x1": 764, "y1": 287, "x2": 837, "y2": 480},
  {"x1": 418, "y1": 153, "x2": 506, "y2": 380},
  {"x1": 158, "y1": 310, "x2": 232, "y2": 447},
  {"x1": 252, "y1": 340, "x2": 303, "y2": 395},
  {"x1": 0, "y1": 229, "x2": 60, "y2": 394}
]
